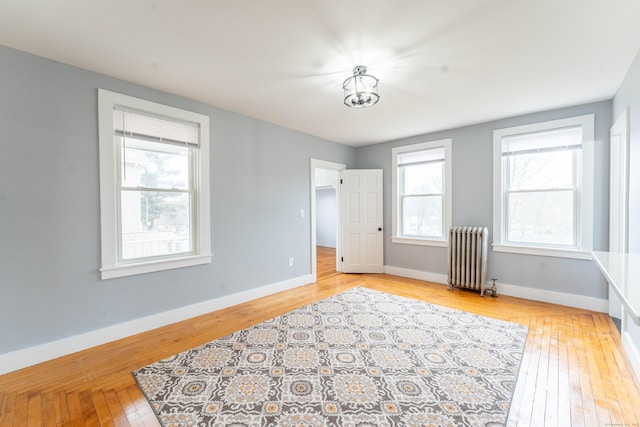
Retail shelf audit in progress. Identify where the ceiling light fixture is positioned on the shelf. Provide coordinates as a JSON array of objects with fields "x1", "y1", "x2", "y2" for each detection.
[{"x1": 343, "y1": 65, "x2": 379, "y2": 108}]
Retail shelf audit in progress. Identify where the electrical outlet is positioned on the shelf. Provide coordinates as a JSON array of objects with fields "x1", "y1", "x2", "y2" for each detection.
[{"x1": 288, "y1": 257, "x2": 294, "y2": 267}]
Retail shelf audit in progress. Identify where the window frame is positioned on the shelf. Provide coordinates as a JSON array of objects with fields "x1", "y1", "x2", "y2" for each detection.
[
  {"x1": 98, "y1": 89, "x2": 211, "y2": 279},
  {"x1": 391, "y1": 139, "x2": 452, "y2": 247},
  {"x1": 492, "y1": 114, "x2": 594, "y2": 260}
]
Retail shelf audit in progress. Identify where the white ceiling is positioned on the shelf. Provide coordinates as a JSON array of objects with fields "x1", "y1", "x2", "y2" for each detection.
[{"x1": 1, "y1": 1, "x2": 640, "y2": 147}]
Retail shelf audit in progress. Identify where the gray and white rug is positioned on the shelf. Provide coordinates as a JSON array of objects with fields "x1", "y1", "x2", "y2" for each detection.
[{"x1": 133, "y1": 287, "x2": 528, "y2": 426}]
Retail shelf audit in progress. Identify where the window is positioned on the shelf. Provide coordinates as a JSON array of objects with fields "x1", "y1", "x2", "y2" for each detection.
[
  {"x1": 492, "y1": 115, "x2": 594, "y2": 259},
  {"x1": 98, "y1": 89, "x2": 211, "y2": 279},
  {"x1": 392, "y1": 139, "x2": 452, "y2": 246}
]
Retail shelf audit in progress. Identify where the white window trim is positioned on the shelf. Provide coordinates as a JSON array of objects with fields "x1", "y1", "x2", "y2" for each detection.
[
  {"x1": 98, "y1": 89, "x2": 211, "y2": 279},
  {"x1": 492, "y1": 114, "x2": 594, "y2": 260},
  {"x1": 391, "y1": 139, "x2": 452, "y2": 247}
]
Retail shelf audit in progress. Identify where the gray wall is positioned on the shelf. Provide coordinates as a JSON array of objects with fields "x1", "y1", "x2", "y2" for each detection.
[
  {"x1": 355, "y1": 101, "x2": 612, "y2": 299},
  {"x1": 0, "y1": 41, "x2": 623, "y2": 357},
  {"x1": 613, "y1": 49, "x2": 640, "y2": 253},
  {"x1": 316, "y1": 188, "x2": 337, "y2": 248},
  {"x1": 0, "y1": 45, "x2": 355, "y2": 354}
]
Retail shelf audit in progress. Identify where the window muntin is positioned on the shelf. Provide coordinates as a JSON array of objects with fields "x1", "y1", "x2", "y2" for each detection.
[
  {"x1": 392, "y1": 139, "x2": 451, "y2": 246},
  {"x1": 98, "y1": 89, "x2": 211, "y2": 279},
  {"x1": 493, "y1": 115, "x2": 594, "y2": 259}
]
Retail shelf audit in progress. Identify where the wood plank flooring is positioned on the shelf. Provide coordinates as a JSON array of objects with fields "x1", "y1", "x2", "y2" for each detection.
[
  {"x1": 1, "y1": 249, "x2": 639, "y2": 426},
  {"x1": 316, "y1": 246, "x2": 339, "y2": 280}
]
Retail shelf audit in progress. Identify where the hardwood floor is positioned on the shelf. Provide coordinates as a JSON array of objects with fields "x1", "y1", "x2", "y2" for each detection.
[
  {"x1": 1, "y1": 250, "x2": 639, "y2": 426},
  {"x1": 316, "y1": 245, "x2": 339, "y2": 280}
]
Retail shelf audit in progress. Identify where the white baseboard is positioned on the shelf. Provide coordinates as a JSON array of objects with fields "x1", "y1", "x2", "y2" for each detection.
[
  {"x1": 0, "y1": 274, "x2": 314, "y2": 375},
  {"x1": 0, "y1": 268, "x2": 609, "y2": 376},
  {"x1": 384, "y1": 265, "x2": 608, "y2": 313},
  {"x1": 384, "y1": 265, "x2": 447, "y2": 284},
  {"x1": 622, "y1": 331, "x2": 640, "y2": 381},
  {"x1": 496, "y1": 281, "x2": 608, "y2": 313}
]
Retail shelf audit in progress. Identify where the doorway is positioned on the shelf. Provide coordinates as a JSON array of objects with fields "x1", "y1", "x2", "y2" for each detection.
[{"x1": 310, "y1": 159, "x2": 345, "y2": 281}]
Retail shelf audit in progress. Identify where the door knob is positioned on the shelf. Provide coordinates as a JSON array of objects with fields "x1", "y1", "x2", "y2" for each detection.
[{"x1": 378, "y1": 227, "x2": 382, "y2": 231}]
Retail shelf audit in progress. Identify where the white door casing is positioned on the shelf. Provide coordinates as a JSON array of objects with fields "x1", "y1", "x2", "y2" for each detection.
[
  {"x1": 310, "y1": 159, "x2": 346, "y2": 280},
  {"x1": 340, "y1": 169, "x2": 384, "y2": 273},
  {"x1": 608, "y1": 108, "x2": 630, "y2": 319},
  {"x1": 610, "y1": 108, "x2": 630, "y2": 254}
]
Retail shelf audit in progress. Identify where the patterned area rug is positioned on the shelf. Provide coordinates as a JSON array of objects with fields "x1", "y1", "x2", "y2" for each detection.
[{"x1": 133, "y1": 287, "x2": 528, "y2": 426}]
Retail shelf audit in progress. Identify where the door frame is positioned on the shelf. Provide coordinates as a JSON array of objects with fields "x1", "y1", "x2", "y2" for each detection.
[
  {"x1": 608, "y1": 108, "x2": 630, "y2": 319},
  {"x1": 610, "y1": 107, "x2": 630, "y2": 253},
  {"x1": 310, "y1": 159, "x2": 346, "y2": 281}
]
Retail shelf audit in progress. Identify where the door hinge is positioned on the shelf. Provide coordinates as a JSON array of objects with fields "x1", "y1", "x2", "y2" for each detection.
[
  {"x1": 340, "y1": 179, "x2": 343, "y2": 184},
  {"x1": 341, "y1": 257, "x2": 344, "y2": 262}
]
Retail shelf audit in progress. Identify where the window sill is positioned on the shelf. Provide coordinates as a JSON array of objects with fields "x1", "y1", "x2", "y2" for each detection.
[
  {"x1": 391, "y1": 236, "x2": 447, "y2": 247},
  {"x1": 492, "y1": 244, "x2": 592, "y2": 260},
  {"x1": 100, "y1": 253, "x2": 212, "y2": 280}
]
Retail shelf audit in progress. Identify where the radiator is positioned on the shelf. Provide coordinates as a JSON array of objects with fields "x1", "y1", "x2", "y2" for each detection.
[{"x1": 447, "y1": 226, "x2": 490, "y2": 296}]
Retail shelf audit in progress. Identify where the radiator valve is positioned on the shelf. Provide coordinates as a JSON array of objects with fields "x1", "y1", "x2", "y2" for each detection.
[{"x1": 488, "y1": 278, "x2": 498, "y2": 297}]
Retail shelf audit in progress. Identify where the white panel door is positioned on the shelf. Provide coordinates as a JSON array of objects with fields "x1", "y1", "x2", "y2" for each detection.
[{"x1": 341, "y1": 169, "x2": 383, "y2": 273}]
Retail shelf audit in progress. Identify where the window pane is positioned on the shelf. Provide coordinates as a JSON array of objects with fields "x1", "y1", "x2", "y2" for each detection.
[
  {"x1": 402, "y1": 162, "x2": 443, "y2": 195},
  {"x1": 120, "y1": 191, "x2": 192, "y2": 260},
  {"x1": 507, "y1": 150, "x2": 573, "y2": 191},
  {"x1": 120, "y1": 138, "x2": 190, "y2": 190},
  {"x1": 402, "y1": 195, "x2": 442, "y2": 237},
  {"x1": 507, "y1": 190, "x2": 574, "y2": 246}
]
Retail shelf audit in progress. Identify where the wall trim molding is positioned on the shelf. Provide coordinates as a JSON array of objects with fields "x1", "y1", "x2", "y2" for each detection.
[
  {"x1": 384, "y1": 265, "x2": 608, "y2": 313},
  {"x1": 384, "y1": 265, "x2": 448, "y2": 284},
  {"x1": 0, "y1": 274, "x2": 314, "y2": 375},
  {"x1": 622, "y1": 331, "x2": 640, "y2": 381},
  {"x1": 496, "y1": 281, "x2": 608, "y2": 313}
]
